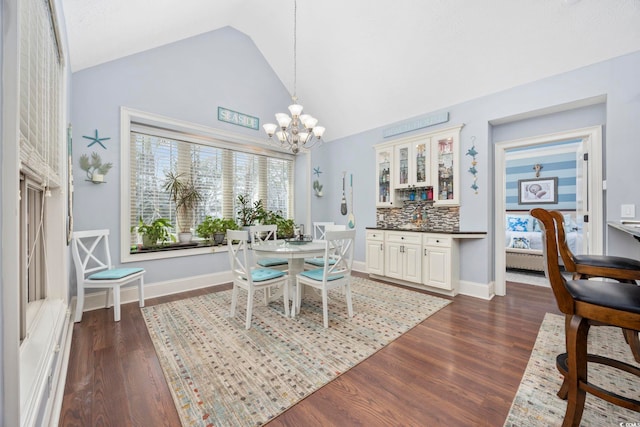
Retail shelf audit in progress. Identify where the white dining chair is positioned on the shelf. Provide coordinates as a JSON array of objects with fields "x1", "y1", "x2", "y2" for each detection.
[
  {"x1": 249, "y1": 224, "x2": 288, "y2": 271},
  {"x1": 305, "y1": 224, "x2": 346, "y2": 269},
  {"x1": 228, "y1": 229, "x2": 290, "y2": 329},
  {"x1": 294, "y1": 229, "x2": 355, "y2": 328},
  {"x1": 312, "y1": 221, "x2": 335, "y2": 241},
  {"x1": 71, "y1": 229, "x2": 145, "y2": 322}
]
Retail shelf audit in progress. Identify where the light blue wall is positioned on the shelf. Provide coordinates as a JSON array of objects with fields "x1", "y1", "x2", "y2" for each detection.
[
  {"x1": 71, "y1": 27, "x2": 292, "y2": 286},
  {"x1": 71, "y1": 26, "x2": 640, "y2": 292},
  {"x1": 312, "y1": 50, "x2": 640, "y2": 286},
  {"x1": 505, "y1": 150, "x2": 577, "y2": 211}
]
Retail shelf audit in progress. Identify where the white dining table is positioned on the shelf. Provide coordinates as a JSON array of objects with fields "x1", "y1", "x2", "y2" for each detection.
[{"x1": 252, "y1": 240, "x2": 326, "y2": 314}]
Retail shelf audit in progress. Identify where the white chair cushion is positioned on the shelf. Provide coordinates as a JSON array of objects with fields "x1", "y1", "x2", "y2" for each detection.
[{"x1": 88, "y1": 267, "x2": 145, "y2": 280}]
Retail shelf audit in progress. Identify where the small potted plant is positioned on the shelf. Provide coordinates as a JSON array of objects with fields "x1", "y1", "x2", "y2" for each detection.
[
  {"x1": 163, "y1": 171, "x2": 203, "y2": 243},
  {"x1": 133, "y1": 217, "x2": 174, "y2": 248},
  {"x1": 79, "y1": 152, "x2": 112, "y2": 183},
  {"x1": 262, "y1": 210, "x2": 295, "y2": 239},
  {"x1": 196, "y1": 216, "x2": 239, "y2": 245},
  {"x1": 236, "y1": 195, "x2": 267, "y2": 227}
]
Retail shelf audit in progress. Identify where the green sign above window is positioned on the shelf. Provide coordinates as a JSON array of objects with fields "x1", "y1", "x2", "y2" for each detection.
[{"x1": 218, "y1": 107, "x2": 259, "y2": 130}]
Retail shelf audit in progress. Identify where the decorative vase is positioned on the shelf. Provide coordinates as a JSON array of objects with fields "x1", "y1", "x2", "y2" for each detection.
[
  {"x1": 213, "y1": 232, "x2": 225, "y2": 245},
  {"x1": 178, "y1": 232, "x2": 192, "y2": 243}
]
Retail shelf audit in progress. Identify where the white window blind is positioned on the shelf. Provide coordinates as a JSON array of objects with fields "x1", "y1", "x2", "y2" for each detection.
[
  {"x1": 129, "y1": 129, "x2": 294, "y2": 247},
  {"x1": 19, "y1": 0, "x2": 62, "y2": 186}
]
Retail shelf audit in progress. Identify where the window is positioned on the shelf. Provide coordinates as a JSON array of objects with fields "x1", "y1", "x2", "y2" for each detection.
[
  {"x1": 124, "y1": 117, "x2": 295, "y2": 260},
  {"x1": 19, "y1": 0, "x2": 63, "y2": 341}
]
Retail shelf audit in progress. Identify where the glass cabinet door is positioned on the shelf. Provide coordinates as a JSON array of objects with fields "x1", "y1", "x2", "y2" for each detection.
[
  {"x1": 432, "y1": 129, "x2": 460, "y2": 206},
  {"x1": 376, "y1": 147, "x2": 393, "y2": 207},
  {"x1": 414, "y1": 140, "x2": 430, "y2": 187},
  {"x1": 394, "y1": 144, "x2": 410, "y2": 188}
]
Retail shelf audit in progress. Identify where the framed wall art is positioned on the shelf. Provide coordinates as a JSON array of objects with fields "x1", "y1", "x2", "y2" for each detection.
[{"x1": 518, "y1": 177, "x2": 558, "y2": 205}]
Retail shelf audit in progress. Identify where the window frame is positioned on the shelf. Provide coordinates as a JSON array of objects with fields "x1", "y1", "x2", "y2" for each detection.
[{"x1": 120, "y1": 107, "x2": 295, "y2": 263}]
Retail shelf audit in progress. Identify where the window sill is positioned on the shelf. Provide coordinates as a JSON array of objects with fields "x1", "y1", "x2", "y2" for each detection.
[{"x1": 123, "y1": 241, "x2": 229, "y2": 263}]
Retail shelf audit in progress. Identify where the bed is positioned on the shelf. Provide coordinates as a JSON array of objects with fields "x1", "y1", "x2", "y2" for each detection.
[{"x1": 505, "y1": 211, "x2": 583, "y2": 272}]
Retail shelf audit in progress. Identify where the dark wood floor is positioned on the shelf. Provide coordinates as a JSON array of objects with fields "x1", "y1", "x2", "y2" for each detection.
[{"x1": 59, "y1": 273, "x2": 560, "y2": 426}]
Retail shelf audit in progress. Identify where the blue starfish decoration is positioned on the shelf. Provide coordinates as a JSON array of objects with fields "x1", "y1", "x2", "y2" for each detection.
[
  {"x1": 313, "y1": 167, "x2": 322, "y2": 178},
  {"x1": 83, "y1": 129, "x2": 111, "y2": 149}
]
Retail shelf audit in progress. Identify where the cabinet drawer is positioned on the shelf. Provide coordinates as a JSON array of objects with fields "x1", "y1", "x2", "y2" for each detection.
[
  {"x1": 386, "y1": 232, "x2": 422, "y2": 245},
  {"x1": 366, "y1": 230, "x2": 385, "y2": 241},
  {"x1": 422, "y1": 234, "x2": 452, "y2": 248}
]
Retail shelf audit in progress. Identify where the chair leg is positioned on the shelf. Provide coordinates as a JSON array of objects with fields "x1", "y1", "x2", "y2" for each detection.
[
  {"x1": 138, "y1": 276, "x2": 145, "y2": 308},
  {"x1": 113, "y1": 286, "x2": 121, "y2": 322},
  {"x1": 623, "y1": 329, "x2": 640, "y2": 363},
  {"x1": 245, "y1": 287, "x2": 254, "y2": 330},
  {"x1": 105, "y1": 288, "x2": 111, "y2": 308},
  {"x1": 322, "y1": 288, "x2": 329, "y2": 328},
  {"x1": 230, "y1": 284, "x2": 239, "y2": 317},
  {"x1": 562, "y1": 315, "x2": 589, "y2": 427},
  {"x1": 345, "y1": 283, "x2": 353, "y2": 318},
  {"x1": 294, "y1": 280, "x2": 302, "y2": 316},
  {"x1": 283, "y1": 282, "x2": 290, "y2": 317},
  {"x1": 74, "y1": 285, "x2": 85, "y2": 323}
]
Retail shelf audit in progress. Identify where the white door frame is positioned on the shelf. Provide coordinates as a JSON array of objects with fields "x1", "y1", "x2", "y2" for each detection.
[{"x1": 494, "y1": 126, "x2": 603, "y2": 296}]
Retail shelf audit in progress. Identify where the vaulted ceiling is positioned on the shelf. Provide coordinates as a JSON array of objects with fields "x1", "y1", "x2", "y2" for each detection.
[{"x1": 61, "y1": 0, "x2": 640, "y2": 141}]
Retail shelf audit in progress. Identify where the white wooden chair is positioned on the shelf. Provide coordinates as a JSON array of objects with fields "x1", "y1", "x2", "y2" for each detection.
[
  {"x1": 249, "y1": 224, "x2": 288, "y2": 271},
  {"x1": 71, "y1": 229, "x2": 145, "y2": 322},
  {"x1": 294, "y1": 229, "x2": 355, "y2": 328},
  {"x1": 228, "y1": 229, "x2": 290, "y2": 329},
  {"x1": 305, "y1": 224, "x2": 346, "y2": 269},
  {"x1": 312, "y1": 221, "x2": 335, "y2": 241}
]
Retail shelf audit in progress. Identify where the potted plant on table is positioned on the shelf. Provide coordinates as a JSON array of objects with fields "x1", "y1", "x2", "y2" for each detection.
[
  {"x1": 196, "y1": 216, "x2": 239, "y2": 245},
  {"x1": 163, "y1": 171, "x2": 204, "y2": 243}
]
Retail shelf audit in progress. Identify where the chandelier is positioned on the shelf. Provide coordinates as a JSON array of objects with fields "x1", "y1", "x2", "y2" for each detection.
[{"x1": 262, "y1": 0, "x2": 325, "y2": 154}]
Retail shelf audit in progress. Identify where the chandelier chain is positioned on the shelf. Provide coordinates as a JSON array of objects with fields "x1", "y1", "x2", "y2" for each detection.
[
  {"x1": 293, "y1": 0, "x2": 297, "y2": 98},
  {"x1": 261, "y1": 0, "x2": 325, "y2": 154}
]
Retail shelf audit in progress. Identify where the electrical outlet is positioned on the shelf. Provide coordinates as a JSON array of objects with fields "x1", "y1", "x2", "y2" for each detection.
[
  {"x1": 378, "y1": 213, "x2": 384, "y2": 221},
  {"x1": 621, "y1": 204, "x2": 636, "y2": 218}
]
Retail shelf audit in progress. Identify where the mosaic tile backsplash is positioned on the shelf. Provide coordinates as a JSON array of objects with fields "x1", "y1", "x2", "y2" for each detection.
[{"x1": 376, "y1": 203, "x2": 460, "y2": 231}]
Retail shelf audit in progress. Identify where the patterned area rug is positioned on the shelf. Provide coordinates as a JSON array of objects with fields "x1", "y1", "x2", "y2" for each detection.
[
  {"x1": 142, "y1": 276, "x2": 451, "y2": 426},
  {"x1": 504, "y1": 312, "x2": 640, "y2": 426}
]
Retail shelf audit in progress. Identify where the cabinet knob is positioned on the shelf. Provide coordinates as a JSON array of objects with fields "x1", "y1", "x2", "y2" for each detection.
[{"x1": 436, "y1": 240, "x2": 440, "y2": 243}]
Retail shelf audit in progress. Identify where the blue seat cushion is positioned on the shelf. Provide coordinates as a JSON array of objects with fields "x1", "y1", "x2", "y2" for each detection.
[
  {"x1": 250, "y1": 268, "x2": 286, "y2": 282},
  {"x1": 257, "y1": 257, "x2": 288, "y2": 267},
  {"x1": 299, "y1": 268, "x2": 344, "y2": 281},
  {"x1": 304, "y1": 257, "x2": 337, "y2": 267},
  {"x1": 89, "y1": 267, "x2": 145, "y2": 280}
]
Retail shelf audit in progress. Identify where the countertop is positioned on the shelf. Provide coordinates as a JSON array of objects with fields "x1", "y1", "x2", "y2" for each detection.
[{"x1": 366, "y1": 226, "x2": 487, "y2": 236}]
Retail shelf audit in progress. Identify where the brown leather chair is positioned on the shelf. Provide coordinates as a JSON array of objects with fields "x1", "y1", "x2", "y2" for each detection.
[
  {"x1": 531, "y1": 208, "x2": 640, "y2": 426},
  {"x1": 551, "y1": 210, "x2": 640, "y2": 363}
]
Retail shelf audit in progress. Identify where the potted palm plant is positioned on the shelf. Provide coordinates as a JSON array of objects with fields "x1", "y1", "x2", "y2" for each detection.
[{"x1": 163, "y1": 171, "x2": 203, "y2": 243}]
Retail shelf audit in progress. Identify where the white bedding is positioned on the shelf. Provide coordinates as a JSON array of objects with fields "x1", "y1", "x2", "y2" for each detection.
[{"x1": 505, "y1": 230, "x2": 583, "y2": 254}]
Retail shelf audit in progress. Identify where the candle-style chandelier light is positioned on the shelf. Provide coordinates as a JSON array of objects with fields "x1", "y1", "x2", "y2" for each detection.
[{"x1": 262, "y1": 0, "x2": 325, "y2": 154}]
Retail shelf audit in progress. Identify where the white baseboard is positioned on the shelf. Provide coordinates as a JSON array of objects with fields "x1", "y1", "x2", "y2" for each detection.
[
  {"x1": 459, "y1": 279, "x2": 495, "y2": 300},
  {"x1": 78, "y1": 271, "x2": 233, "y2": 314}
]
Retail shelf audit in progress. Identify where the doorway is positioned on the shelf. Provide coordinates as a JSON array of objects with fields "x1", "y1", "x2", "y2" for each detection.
[{"x1": 494, "y1": 126, "x2": 604, "y2": 296}]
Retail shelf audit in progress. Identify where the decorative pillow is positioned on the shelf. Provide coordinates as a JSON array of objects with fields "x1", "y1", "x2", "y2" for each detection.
[
  {"x1": 506, "y1": 215, "x2": 530, "y2": 232},
  {"x1": 531, "y1": 218, "x2": 541, "y2": 232},
  {"x1": 564, "y1": 213, "x2": 578, "y2": 231},
  {"x1": 509, "y1": 236, "x2": 531, "y2": 249}
]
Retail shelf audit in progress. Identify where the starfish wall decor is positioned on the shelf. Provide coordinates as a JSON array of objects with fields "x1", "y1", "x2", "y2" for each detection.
[{"x1": 82, "y1": 129, "x2": 111, "y2": 149}]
